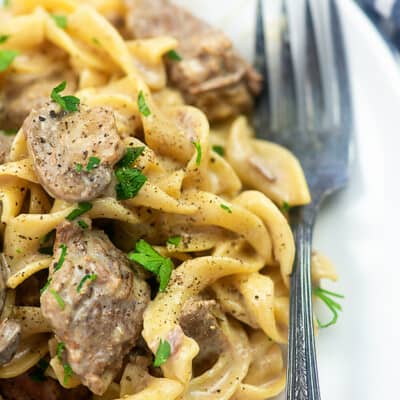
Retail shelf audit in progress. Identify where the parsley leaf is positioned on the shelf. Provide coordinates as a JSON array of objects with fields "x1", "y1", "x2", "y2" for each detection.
[
  {"x1": 166, "y1": 236, "x2": 181, "y2": 247},
  {"x1": 63, "y1": 364, "x2": 73, "y2": 385},
  {"x1": 0, "y1": 49, "x2": 19, "y2": 72},
  {"x1": 220, "y1": 204, "x2": 232, "y2": 213},
  {"x1": 166, "y1": 49, "x2": 182, "y2": 61},
  {"x1": 77, "y1": 220, "x2": 88, "y2": 229},
  {"x1": 77, "y1": 274, "x2": 97, "y2": 293},
  {"x1": 40, "y1": 279, "x2": 52, "y2": 295},
  {"x1": 50, "y1": 81, "x2": 80, "y2": 112},
  {"x1": 54, "y1": 244, "x2": 67, "y2": 272},
  {"x1": 137, "y1": 91, "x2": 151, "y2": 117},
  {"x1": 56, "y1": 342, "x2": 65, "y2": 361},
  {"x1": 281, "y1": 201, "x2": 291, "y2": 213},
  {"x1": 0, "y1": 35, "x2": 10, "y2": 44},
  {"x1": 192, "y1": 141, "x2": 202, "y2": 165},
  {"x1": 1, "y1": 128, "x2": 17, "y2": 135},
  {"x1": 115, "y1": 167, "x2": 147, "y2": 200},
  {"x1": 153, "y1": 339, "x2": 171, "y2": 367},
  {"x1": 212, "y1": 145, "x2": 225, "y2": 156},
  {"x1": 128, "y1": 239, "x2": 173, "y2": 292},
  {"x1": 117, "y1": 147, "x2": 145, "y2": 168},
  {"x1": 92, "y1": 37, "x2": 101, "y2": 46},
  {"x1": 75, "y1": 163, "x2": 83, "y2": 172},
  {"x1": 51, "y1": 15, "x2": 67, "y2": 29},
  {"x1": 66, "y1": 202, "x2": 93, "y2": 221},
  {"x1": 86, "y1": 156, "x2": 100, "y2": 171},
  {"x1": 313, "y1": 287, "x2": 344, "y2": 328},
  {"x1": 49, "y1": 289, "x2": 65, "y2": 310},
  {"x1": 29, "y1": 359, "x2": 49, "y2": 382}
]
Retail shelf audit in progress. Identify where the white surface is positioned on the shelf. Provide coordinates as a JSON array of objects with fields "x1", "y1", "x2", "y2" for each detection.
[{"x1": 175, "y1": 0, "x2": 395, "y2": 398}]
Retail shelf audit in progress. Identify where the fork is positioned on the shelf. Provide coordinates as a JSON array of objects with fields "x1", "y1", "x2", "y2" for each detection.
[{"x1": 253, "y1": 0, "x2": 352, "y2": 399}]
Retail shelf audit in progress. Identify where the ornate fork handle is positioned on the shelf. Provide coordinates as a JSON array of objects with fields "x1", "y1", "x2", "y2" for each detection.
[{"x1": 286, "y1": 205, "x2": 320, "y2": 400}]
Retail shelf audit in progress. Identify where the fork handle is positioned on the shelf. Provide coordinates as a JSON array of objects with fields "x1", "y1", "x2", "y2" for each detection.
[{"x1": 286, "y1": 205, "x2": 320, "y2": 400}]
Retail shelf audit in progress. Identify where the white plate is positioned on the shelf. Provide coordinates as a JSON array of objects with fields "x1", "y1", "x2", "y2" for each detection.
[{"x1": 176, "y1": 1, "x2": 396, "y2": 398}]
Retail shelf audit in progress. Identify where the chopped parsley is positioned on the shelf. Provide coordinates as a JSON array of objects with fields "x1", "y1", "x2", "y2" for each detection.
[
  {"x1": 77, "y1": 220, "x2": 88, "y2": 229},
  {"x1": 117, "y1": 147, "x2": 145, "y2": 168},
  {"x1": 54, "y1": 244, "x2": 67, "y2": 272},
  {"x1": 66, "y1": 202, "x2": 93, "y2": 221},
  {"x1": 192, "y1": 141, "x2": 202, "y2": 165},
  {"x1": 166, "y1": 49, "x2": 182, "y2": 61},
  {"x1": 212, "y1": 145, "x2": 225, "y2": 156},
  {"x1": 76, "y1": 274, "x2": 97, "y2": 293},
  {"x1": 75, "y1": 163, "x2": 83, "y2": 173},
  {"x1": 313, "y1": 287, "x2": 344, "y2": 328},
  {"x1": 63, "y1": 364, "x2": 73, "y2": 385},
  {"x1": 0, "y1": 49, "x2": 19, "y2": 72},
  {"x1": 49, "y1": 289, "x2": 65, "y2": 310},
  {"x1": 137, "y1": 91, "x2": 151, "y2": 117},
  {"x1": 51, "y1": 15, "x2": 67, "y2": 29},
  {"x1": 1, "y1": 128, "x2": 17, "y2": 135},
  {"x1": 0, "y1": 35, "x2": 10, "y2": 44},
  {"x1": 166, "y1": 236, "x2": 181, "y2": 247},
  {"x1": 15, "y1": 248, "x2": 22, "y2": 254},
  {"x1": 92, "y1": 37, "x2": 101, "y2": 46},
  {"x1": 86, "y1": 156, "x2": 100, "y2": 171},
  {"x1": 128, "y1": 239, "x2": 173, "y2": 292},
  {"x1": 40, "y1": 279, "x2": 51, "y2": 295},
  {"x1": 56, "y1": 342, "x2": 65, "y2": 361},
  {"x1": 50, "y1": 81, "x2": 80, "y2": 112},
  {"x1": 153, "y1": 339, "x2": 171, "y2": 367},
  {"x1": 115, "y1": 167, "x2": 147, "y2": 200},
  {"x1": 281, "y1": 201, "x2": 291, "y2": 213},
  {"x1": 220, "y1": 204, "x2": 232, "y2": 213},
  {"x1": 29, "y1": 359, "x2": 49, "y2": 382}
]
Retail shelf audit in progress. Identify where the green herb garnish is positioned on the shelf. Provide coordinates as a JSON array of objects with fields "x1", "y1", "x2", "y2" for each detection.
[
  {"x1": 50, "y1": 81, "x2": 80, "y2": 112},
  {"x1": 0, "y1": 49, "x2": 19, "y2": 72},
  {"x1": 220, "y1": 204, "x2": 232, "y2": 213},
  {"x1": 281, "y1": 201, "x2": 291, "y2": 213},
  {"x1": 0, "y1": 35, "x2": 10, "y2": 44},
  {"x1": 49, "y1": 289, "x2": 65, "y2": 310},
  {"x1": 63, "y1": 364, "x2": 73, "y2": 385},
  {"x1": 92, "y1": 37, "x2": 101, "y2": 46},
  {"x1": 192, "y1": 141, "x2": 202, "y2": 166},
  {"x1": 54, "y1": 244, "x2": 67, "y2": 272},
  {"x1": 153, "y1": 339, "x2": 171, "y2": 367},
  {"x1": 29, "y1": 359, "x2": 49, "y2": 382},
  {"x1": 56, "y1": 342, "x2": 65, "y2": 361},
  {"x1": 66, "y1": 202, "x2": 93, "y2": 221},
  {"x1": 76, "y1": 273, "x2": 97, "y2": 293},
  {"x1": 137, "y1": 91, "x2": 151, "y2": 117},
  {"x1": 1, "y1": 128, "x2": 17, "y2": 135},
  {"x1": 166, "y1": 49, "x2": 182, "y2": 61},
  {"x1": 212, "y1": 145, "x2": 225, "y2": 156},
  {"x1": 86, "y1": 156, "x2": 100, "y2": 171},
  {"x1": 115, "y1": 167, "x2": 147, "y2": 200},
  {"x1": 117, "y1": 147, "x2": 145, "y2": 168},
  {"x1": 51, "y1": 15, "x2": 67, "y2": 29},
  {"x1": 75, "y1": 163, "x2": 83, "y2": 173},
  {"x1": 128, "y1": 239, "x2": 173, "y2": 292},
  {"x1": 166, "y1": 236, "x2": 181, "y2": 247},
  {"x1": 40, "y1": 279, "x2": 52, "y2": 295},
  {"x1": 313, "y1": 287, "x2": 344, "y2": 328},
  {"x1": 77, "y1": 220, "x2": 88, "y2": 229}
]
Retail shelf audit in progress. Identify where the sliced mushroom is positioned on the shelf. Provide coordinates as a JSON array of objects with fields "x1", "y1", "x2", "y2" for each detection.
[
  {"x1": 23, "y1": 102, "x2": 124, "y2": 202},
  {"x1": 0, "y1": 134, "x2": 14, "y2": 165},
  {"x1": 0, "y1": 319, "x2": 21, "y2": 366},
  {"x1": 0, "y1": 254, "x2": 10, "y2": 314}
]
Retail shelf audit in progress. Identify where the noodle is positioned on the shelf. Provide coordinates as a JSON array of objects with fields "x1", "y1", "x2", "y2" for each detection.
[{"x1": 0, "y1": 1, "x2": 338, "y2": 398}]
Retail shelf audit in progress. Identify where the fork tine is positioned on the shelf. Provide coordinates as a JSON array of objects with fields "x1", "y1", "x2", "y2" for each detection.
[{"x1": 309, "y1": 0, "x2": 341, "y2": 130}]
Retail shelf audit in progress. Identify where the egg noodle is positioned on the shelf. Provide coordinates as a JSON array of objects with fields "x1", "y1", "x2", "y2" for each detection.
[{"x1": 0, "y1": 1, "x2": 338, "y2": 399}]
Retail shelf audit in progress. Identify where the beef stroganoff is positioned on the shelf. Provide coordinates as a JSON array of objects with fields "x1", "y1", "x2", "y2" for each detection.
[{"x1": 0, "y1": 1, "x2": 340, "y2": 399}]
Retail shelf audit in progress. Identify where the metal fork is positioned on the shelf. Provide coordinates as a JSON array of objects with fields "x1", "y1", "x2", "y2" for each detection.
[{"x1": 254, "y1": 1, "x2": 352, "y2": 399}]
